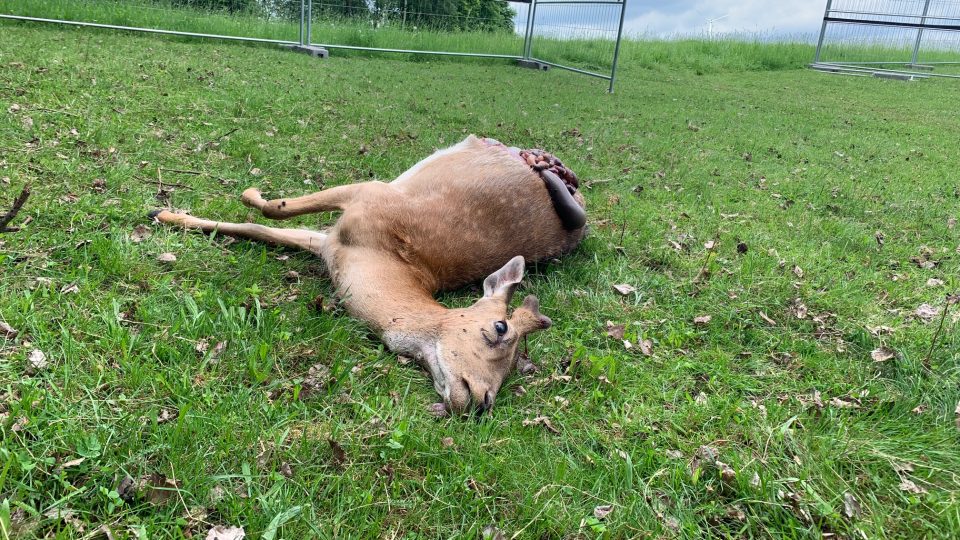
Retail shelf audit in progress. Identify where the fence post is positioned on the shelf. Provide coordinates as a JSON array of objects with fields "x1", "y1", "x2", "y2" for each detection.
[
  {"x1": 306, "y1": 0, "x2": 313, "y2": 45},
  {"x1": 299, "y1": 0, "x2": 306, "y2": 46},
  {"x1": 912, "y1": 0, "x2": 932, "y2": 65},
  {"x1": 525, "y1": 0, "x2": 538, "y2": 59},
  {"x1": 813, "y1": 0, "x2": 833, "y2": 63},
  {"x1": 608, "y1": 0, "x2": 627, "y2": 93}
]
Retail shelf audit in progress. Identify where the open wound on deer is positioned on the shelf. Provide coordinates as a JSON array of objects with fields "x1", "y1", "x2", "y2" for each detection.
[{"x1": 152, "y1": 135, "x2": 587, "y2": 416}]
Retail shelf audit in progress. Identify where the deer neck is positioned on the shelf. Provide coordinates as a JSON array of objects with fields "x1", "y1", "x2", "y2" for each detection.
[{"x1": 331, "y1": 254, "x2": 446, "y2": 359}]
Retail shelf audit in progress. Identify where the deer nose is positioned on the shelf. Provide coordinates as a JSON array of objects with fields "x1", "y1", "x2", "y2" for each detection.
[{"x1": 476, "y1": 390, "x2": 494, "y2": 415}]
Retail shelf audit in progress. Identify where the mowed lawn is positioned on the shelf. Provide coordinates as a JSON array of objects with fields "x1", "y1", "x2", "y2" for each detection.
[{"x1": 1, "y1": 22, "x2": 959, "y2": 539}]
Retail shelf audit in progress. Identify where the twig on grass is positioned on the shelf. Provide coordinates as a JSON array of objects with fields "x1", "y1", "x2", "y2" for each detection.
[
  {"x1": 0, "y1": 184, "x2": 31, "y2": 233},
  {"x1": 159, "y1": 168, "x2": 204, "y2": 176},
  {"x1": 135, "y1": 176, "x2": 193, "y2": 190}
]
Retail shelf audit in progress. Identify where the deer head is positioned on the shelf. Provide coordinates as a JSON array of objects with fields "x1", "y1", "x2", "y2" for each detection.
[{"x1": 409, "y1": 256, "x2": 551, "y2": 415}]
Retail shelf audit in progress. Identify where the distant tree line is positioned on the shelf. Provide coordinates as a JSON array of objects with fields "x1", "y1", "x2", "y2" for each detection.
[{"x1": 156, "y1": 0, "x2": 515, "y2": 31}]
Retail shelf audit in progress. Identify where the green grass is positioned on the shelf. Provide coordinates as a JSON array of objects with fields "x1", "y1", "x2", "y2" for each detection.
[{"x1": 2, "y1": 18, "x2": 960, "y2": 540}]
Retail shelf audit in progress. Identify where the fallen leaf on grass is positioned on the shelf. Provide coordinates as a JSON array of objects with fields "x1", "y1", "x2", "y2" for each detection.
[
  {"x1": 523, "y1": 415, "x2": 560, "y2": 434},
  {"x1": 693, "y1": 315, "x2": 712, "y2": 325},
  {"x1": 441, "y1": 437, "x2": 454, "y2": 448},
  {"x1": 130, "y1": 224, "x2": 152, "y2": 243},
  {"x1": 726, "y1": 506, "x2": 746, "y2": 522},
  {"x1": 716, "y1": 461, "x2": 736, "y2": 482},
  {"x1": 926, "y1": 278, "x2": 944, "y2": 288},
  {"x1": 915, "y1": 304, "x2": 939, "y2": 323},
  {"x1": 750, "y1": 472, "x2": 761, "y2": 488},
  {"x1": 843, "y1": 492, "x2": 862, "y2": 519},
  {"x1": 482, "y1": 525, "x2": 506, "y2": 540},
  {"x1": 605, "y1": 321, "x2": 625, "y2": 340},
  {"x1": 157, "y1": 252, "x2": 177, "y2": 264},
  {"x1": 140, "y1": 473, "x2": 180, "y2": 505},
  {"x1": 899, "y1": 479, "x2": 927, "y2": 495},
  {"x1": 792, "y1": 298, "x2": 808, "y2": 319},
  {"x1": 612, "y1": 283, "x2": 636, "y2": 296},
  {"x1": 663, "y1": 516, "x2": 681, "y2": 531},
  {"x1": 792, "y1": 265, "x2": 804, "y2": 279},
  {"x1": 759, "y1": 311, "x2": 777, "y2": 326},
  {"x1": 949, "y1": 217, "x2": 957, "y2": 230},
  {"x1": 666, "y1": 449, "x2": 683, "y2": 459},
  {"x1": 593, "y1": 504, "x2": 614, "y2": 520},
  {"x1": 955, "y1": 400, "x2": 960, "y2": 431},
  {"x1": 157, "y1": 408, "x2": 178, "y2": 424},
  {"x1": 871, "y1": 347, "x2": 896, "y2": 363},
  {"x1": 206, "y1": 525, "x2": 245, "y2": 540},
  {"x1": 55, "y1": 457, "x2": 86, "y2": 473},
  {"x1": 328, "y1": 438, "x2": 347, "y2": 466},
  {"x1": 867, "y1": 325, "x2": 894, "y2": 337},
  {"x1": 639, "y1": 339, "x2": 654, "y2": 356},
  {"x1": 1, "y1": 321, "x2": 18, "y2": 338},
  {"x1": 27, "y1": 349, "x2": 48, "y2": 371},
  {"x1": 892, "y1": 462, "x2": 914, "y2": 473},
  {"x1": 60, "y1": 283, "x2": 79, "y2": 294},
  {"x1": 690, "y1": 445, "x2": 719, "y2": 475}
]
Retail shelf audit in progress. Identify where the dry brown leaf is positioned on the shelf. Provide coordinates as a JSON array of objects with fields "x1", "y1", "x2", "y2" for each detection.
[
  {"x1": 693, "y1": 315, "x2": 712, "y2": 325},
  {"x1": 56, "y1": 457, "x2": 86, "y2": 472},
  {"x1": 892, "y1": 462, "x2": 914, "y2": 473},
  {"x1": 605, "y1": 321, "x2": 625, "y2": 340},
  {"x1": 867, "y1": 325, "x2": 894, "y2": 337},
  {"x1": 131, "y1": 224, "x2": 152, "y2": 243},
  {"x1": 249, "y1": 167, "x2": 262, "y2": 176},
  {"x1": 726, "y1": 506, "x2": 746, "y2": 522},
  {"x1": 523, "y1": 415, "x2": 560, "y2": 434},
  {"x1": 663, "y1": 516, "x2": 681, "y2": 531},
  {"x1": 60, "y1": 283, "x2": 79, "y2": 294},
  {"x1": 441, "y1": 437, "x2": 454, "y2": 448},
  {"x1": 759, "y1": 311, "x2": 777, "y2": 326},
  {"x1": 328, "y1": 438, "x2": 346, "y2": 466},
  {"x1": 955, "y1": 400, "x2": 960, "y2": 431},
  {"x1": 206, "y1": 525, "x2": 246, "y2": 540},
  {"x1": 1, "y1": 321, "x2": 18, "y2": 339},
  {"x1": 792, "y1": 265, "x2": 804, "y2": 279},
  {"x1": 899, "y1": 479, "x2": 927, "y2": 495},
  {"x1": 716, "y1": 460, "x2": 736, "y2": 482},
  {"x1": 926, "y1": 278, "x2": 944, "y2": 288},
  {"x1": 949, "y1": 217, "x2": 957, "y2": 230},
  {"x1": 871, "y1": 347, "x2": 896, "y2": 363},
  {"x1": 639, "y1": 339, "x2": 653, "y2": 356},
  {"x1": 915, "y1": 304, "x2": 938, "y2": 322},
  {"x1": 612, "y1": 283, "x2": 636, "y2": 296},
  {"x1": 792, "y1": 298, "x2": 808, "y2": 319},
  {"x1": 141, "y1": 473, "x2": 180, "y2": 505},
  {"x1": 703, "y1": 240, "x2": 716, "y2": 250},
  {"x1": 157, "y1": 252, "x2": 177, "y2": 264},
  {"x1": 750, "y1": 471, "x2": 761, "y2": 488},
  {"x1": 593, "y1": 504, "x2": 614, "y2": 520},
  {"x1": 157, "y1": 408, "x2": 178, "y2": 424},
  {"x1": 843, "y1": 492, "x2": 862, "y2": 519}
]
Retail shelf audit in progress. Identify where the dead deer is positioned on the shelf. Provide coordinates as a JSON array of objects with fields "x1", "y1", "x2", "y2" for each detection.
[{"x1": 152, "y1": 135, "x2": 587, "y2": 415}]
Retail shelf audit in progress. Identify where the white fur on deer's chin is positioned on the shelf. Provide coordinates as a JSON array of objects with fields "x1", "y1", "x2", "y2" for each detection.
[{"x1": 382, "y1": 329, "x2": 452, "y2": 402}]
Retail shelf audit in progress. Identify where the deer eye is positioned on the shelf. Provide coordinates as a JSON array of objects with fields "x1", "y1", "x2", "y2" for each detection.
[{"x1": 494, "y1": 321, "x2": 508, "y2": 335}]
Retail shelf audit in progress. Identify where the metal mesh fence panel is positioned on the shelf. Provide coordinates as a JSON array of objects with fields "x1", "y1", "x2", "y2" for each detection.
[{"x1": 813, "y1": 0, "x2": 960, "y2": 78}]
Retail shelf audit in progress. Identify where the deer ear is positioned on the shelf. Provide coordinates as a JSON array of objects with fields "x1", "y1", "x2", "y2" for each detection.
[{"x1": 483, "y1": 256, "x2": 525, "y2": 302}]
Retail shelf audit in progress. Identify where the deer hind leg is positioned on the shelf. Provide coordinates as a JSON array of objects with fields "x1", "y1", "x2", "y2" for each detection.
[
  {"x1": 150, "y1": 210, "x2": 327, "y2": 255},
  {"x1": 241, "y1": 183, "x2": 366, "y2": 220}
]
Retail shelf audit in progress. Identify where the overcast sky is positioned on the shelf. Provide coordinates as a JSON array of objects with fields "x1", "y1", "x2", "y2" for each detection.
[
  {"x1": 618, "y1": 0, "x2": 827, "y2": 39},
  {"x1": 514, "y1": 1, "x2": 829, "y2": 41}
]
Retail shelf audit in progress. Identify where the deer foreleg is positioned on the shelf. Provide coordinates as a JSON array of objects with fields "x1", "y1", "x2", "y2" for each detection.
[{"x1": 241, "y1": 183, "x2": 366, "y2": 220}]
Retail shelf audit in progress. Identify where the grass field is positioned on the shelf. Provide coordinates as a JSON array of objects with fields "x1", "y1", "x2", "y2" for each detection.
[{"x1": 1, "y1": 18, "x2": 960, "y2": 540}]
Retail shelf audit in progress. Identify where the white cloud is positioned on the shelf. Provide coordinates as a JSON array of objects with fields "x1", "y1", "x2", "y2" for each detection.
[{"x1": 621, "y1": 0, "x2": 827, "y2": 39}]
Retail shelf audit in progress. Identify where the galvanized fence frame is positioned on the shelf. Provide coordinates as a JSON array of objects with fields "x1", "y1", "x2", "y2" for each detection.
[
  {"x1": 1, "y1": 0, "x2": 628, "y2": 91},
  {"x1": 812, "y1": 0, "x2": 960, "y2": 79}
]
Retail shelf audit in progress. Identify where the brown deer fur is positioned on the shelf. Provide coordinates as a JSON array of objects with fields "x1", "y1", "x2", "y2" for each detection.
[{"x1": 152, "y1": 135, "x2": 586, "y2": 415}]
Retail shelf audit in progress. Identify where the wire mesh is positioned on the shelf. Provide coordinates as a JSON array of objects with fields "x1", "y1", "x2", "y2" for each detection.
[
  {"x1": 526, "y1": 1, "x2": 625, "y2": 77},
  {"x1": 1, "y1": 0, "x2": 627, "y2": 89},
  {"x1": 815, "y1": 0, "x2": 960, "y2": 76},
  {"x1": 0, "y1": 0, "x2": 302, "y2": 42}
]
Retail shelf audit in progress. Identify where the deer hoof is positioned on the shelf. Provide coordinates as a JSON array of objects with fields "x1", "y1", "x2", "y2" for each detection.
[{"x1": 427, "y1": 403, "x2": 449, "y2": 418}]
